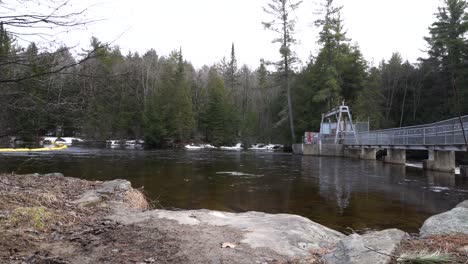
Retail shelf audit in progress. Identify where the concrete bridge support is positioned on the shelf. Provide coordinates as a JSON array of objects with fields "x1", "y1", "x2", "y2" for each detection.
[
  {"x1": 343, "y1": 148, "x2": 361, "y2": 159},
  {"x1": 461, "y1": 166, "x2": 468, "y2": 178},
  {"x1": 383, "y1": 149, "x2": 406, "y2": 165},
  {"x1": 361, "y1": 148, "x2": 377, "y2": 160},
  {"x1": 343, "y1": 147, "x2": 377, "y2": 160},
  {"x1": 423, "y1": 150, "x2": 455, "y2": 173}
]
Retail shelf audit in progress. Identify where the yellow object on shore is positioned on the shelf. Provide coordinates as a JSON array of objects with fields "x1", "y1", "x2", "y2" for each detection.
[{"x1": 0, "y1": 144, "x2": 67, "y2": 152}]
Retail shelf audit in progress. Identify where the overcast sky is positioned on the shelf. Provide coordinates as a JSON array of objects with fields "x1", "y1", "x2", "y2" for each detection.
[{"x1": 61, "y1": 0, "x2": 442, "y2": 68}]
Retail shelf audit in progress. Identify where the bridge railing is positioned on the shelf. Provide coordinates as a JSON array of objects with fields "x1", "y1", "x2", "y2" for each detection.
[{"x1": 344, "y1": 115, "x2": 468, "y2": 146}]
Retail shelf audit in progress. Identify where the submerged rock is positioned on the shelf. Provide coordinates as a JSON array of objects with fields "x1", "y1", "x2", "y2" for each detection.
[
  {"x1": 109, "y1": 209, "x2": 344, "y2": 258},
  {"x1": 323, "y1": 229, "x2": 408, "y2": 264},
  {"x1": 420, "y1": 200, "x2": 468, "y2": 237}
]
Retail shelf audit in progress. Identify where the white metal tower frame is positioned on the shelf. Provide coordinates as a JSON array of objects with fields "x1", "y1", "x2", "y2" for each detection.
[{"x1": 320, "y1": 102, "x2": 359, "y2": 144}]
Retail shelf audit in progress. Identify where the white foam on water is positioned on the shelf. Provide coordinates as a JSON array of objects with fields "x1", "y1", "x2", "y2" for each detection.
[
  {"x1": 430, "y1": 186, "x2": 451, "y2": 193},
  {"x1": 216, "y1": 171, "x2": 262, "y2": 177}
]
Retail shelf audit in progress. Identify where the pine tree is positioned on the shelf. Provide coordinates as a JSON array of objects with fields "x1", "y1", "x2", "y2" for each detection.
[
  {"x1": 225, "y1": 43, "x2": 238, "y2": 92},
  {"x1": 143, "y1": 95, "x2": 166, "y2": 146},
  {"x1": 354, "y1": 67, "x2": 383, "y2": 129},
  {"x1": 257, "y1": 59, "x2": 273, "y2": 142},
  {"x1": 202, "y1": 68, "x2": 235, "y2": 146},
  {"x1": 262, "y1": 0, "x2": 302, "y2": 143},
  {"x1": 171, "y1": 48, "x2": 195, "y2": 141},
  {"x1": 423, "y1": 0, "x2": 468, "y2": 116},
  {"x1": 311, "y1": 0, "x2": 366, "y2": 109},
  {"x1": 156, "y1": 49, "x2": 195, "y2": 143},
  {"x1": 0, "y1": 23, "x2": 11, "y2": 60},
  {"x1": 312, "y1": 0, "x2": 346, "y2": 108}
]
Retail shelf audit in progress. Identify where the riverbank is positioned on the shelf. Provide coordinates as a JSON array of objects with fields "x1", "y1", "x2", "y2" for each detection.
[{"x1": 0, "y1": 173, "x2": 466, "y2": 263}]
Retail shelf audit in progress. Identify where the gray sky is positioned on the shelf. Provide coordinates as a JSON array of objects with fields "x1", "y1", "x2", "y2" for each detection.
[{"x1": 61, "y1": 0, "x2": 442, "y2": 68}]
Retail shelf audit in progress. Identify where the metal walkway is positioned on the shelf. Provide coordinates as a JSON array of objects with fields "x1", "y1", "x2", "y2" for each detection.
[{"x1": 343, "y1": 115, "x2": 468, "y2": 151}]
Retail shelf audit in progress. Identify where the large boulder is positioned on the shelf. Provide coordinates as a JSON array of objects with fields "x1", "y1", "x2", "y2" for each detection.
[
  {"x1": 97, "y1": 179, "x2": 131, "y2": 193},
  {"x1": 71, "y1": 190, "x2": 101, "y2": 206},
  {"x1": 420, "y1": 200, "x2": 468, "y2": 237},
  {"x1": 323, "y1": 229, "x2": 408, "y2": 264},
  {"x1": 456, "y1": 200, "x2": 468, "y2": 209},
  {"x1": 110, "y1": 209, "x2": 344, "y2": 259},
  {"x1": 72, "y1": 179, "x2": 132, "y2": 206}
]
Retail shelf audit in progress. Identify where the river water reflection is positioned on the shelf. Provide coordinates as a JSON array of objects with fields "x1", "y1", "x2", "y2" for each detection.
[{"x1": 1, "y1": 147, "x2": 467, "y2": 233}]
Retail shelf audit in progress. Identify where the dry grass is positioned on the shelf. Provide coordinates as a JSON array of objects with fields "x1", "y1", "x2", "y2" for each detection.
[
  {"x1": 397, "y1": 250, "x2": 453, "y2": 263},
  {"x1": 37, "y1": 192, "x2": 59, "y2": 206},
  {"x1": 1, "y1": 206, "x2": 69, "y2": 231},
  {"x1": 0, "y1": 174, "x2": 101, "y2": 233},
  {"x1": 402, "y1": 234, "x2": 468, "y2": 254},
  {"x1": 395, "y1": 234, "x2": 468, "y2": 264},
  {"x1": 123, "y1": 189, "x2": 150, "y2": 210}
]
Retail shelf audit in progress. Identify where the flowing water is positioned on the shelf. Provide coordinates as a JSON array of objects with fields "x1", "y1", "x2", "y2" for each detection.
[{"x1": 1, "y1": 147, "x2": 467, "y2": 233}]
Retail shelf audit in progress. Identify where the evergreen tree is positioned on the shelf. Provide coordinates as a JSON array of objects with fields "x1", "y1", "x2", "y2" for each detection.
[
  {"x1": 225, "y1": 43, "x2": 239, "y2": 92},
  {"x1": 170, "y1": 49, "x2": 195, "y2": 141},
  {"x1": 263, "y1": 0, "x2": 302, "y2": 143},
  {"x1": 143, "y1": 95, "x2": 166, "y2": 147},
  {"x1": 422, "y1": 0, "x2": 468, "y2": 116},
  {"x1": 381, "y1": 53, "x2": 405, "y2": 126},
  {"x1": 257, "y1": 59, "x2": 274, "y2": 142},
  {"x1": 201, "y1": 68, "x2": 235, "y2": 146},
  {"x1": 0, "y1": 23, "x2": 11, "y2": 60},
  {"x1": 81, "y1": 37, "x2": 117, "y2": 139},
  {"x1": 294, "y1": 0, "x2": 366, "y2": 137},
  {"x1": 239, "y1": 65, "x2": 257, "y2": 144},
  {"x1": 353, "y1": 67, "x2": 383, "y2": 129},
  {"x1": 312, "y1": 0, "x2": 345, "y2": 108}
]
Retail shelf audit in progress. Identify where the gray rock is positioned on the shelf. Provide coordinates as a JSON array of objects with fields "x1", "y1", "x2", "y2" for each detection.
[
  {"x1": 97, "y1": 179, "x2": 131, "y2": 194},
  {"x1": 420, "y1": 201, "x2": 468, "y2": 237},
  {"x1": 109, "y1": 209, "x2": 344, "y2": 258},
  {"x1": 323, "y1": 229, "x2": 408, "y2": 264},
  {"x1": 71, "y1": 190, "x2": 102, "y2": 206},
  {"x1": 71, "y1": 179, "x2": 132, "y2": 206},
  {"x1": 456, "y1": 200, "x2": 468, "y2": 209}
]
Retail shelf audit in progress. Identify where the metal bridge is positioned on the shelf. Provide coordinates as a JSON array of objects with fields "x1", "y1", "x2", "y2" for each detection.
[
  {"x1": 343, "y1": 115, "x2": 468, "y2": 151},
  {"x1": 298, "y1": 112, "x2": 468, "y2": 173}
]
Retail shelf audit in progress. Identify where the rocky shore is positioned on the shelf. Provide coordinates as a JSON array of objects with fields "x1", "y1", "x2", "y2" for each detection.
[{"x1": 0, "y1": 173, "x2": 467, "y2": 264}]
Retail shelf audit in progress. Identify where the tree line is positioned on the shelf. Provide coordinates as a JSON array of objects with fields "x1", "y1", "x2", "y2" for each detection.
[{"x1": 0, "y1": 0, "x2": 467, "y2": 146}]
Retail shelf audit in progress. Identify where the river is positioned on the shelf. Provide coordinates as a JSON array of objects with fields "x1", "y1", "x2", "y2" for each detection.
[{"x1": 1, "y1": 147, "x2": 467, "y2": 233}]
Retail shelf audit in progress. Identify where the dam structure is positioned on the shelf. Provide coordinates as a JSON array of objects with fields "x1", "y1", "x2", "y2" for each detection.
[{"x1": 293, "y1": 103, "x2": 468, "y2": 173}]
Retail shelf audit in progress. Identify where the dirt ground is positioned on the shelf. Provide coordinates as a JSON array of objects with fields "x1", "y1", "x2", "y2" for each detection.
[
  {"x1": 1, "y1": 173, "x2": 466, "y2": 264},
  {"x1": 0, "y1": 174, "x2": 289, "y2": 264}
]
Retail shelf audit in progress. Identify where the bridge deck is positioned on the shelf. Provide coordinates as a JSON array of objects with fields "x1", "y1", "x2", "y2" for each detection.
[
  {"x1": 342, "y1": 115, "x2": 468, "y2": 152},
  {"x1": 345, "y1": 144, "x2": 466, "y2": 151}
]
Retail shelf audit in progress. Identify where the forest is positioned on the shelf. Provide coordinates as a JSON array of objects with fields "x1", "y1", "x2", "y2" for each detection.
[{"x1": 0, "y1": 0, "x2": 467, "y2": 147}]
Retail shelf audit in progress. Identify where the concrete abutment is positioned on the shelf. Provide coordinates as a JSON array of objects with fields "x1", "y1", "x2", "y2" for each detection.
[
  {"x1": 343, "y1": 148, "x2": 361, "y2": 159},
  {"x1": 383, "y1": 149, "x2": 406, "y2": 165},
  {"x1": 292, "y1": 144, "x2": 457, "y2": 174},
  {"x1": 360, "y1": 148, "x2": 377, "y2": 160},
  {"x1": 423, "y1": 150, "x2": 456, "y2": 173}
]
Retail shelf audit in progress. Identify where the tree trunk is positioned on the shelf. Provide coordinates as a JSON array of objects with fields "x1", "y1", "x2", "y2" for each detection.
[
  {"x1": 282, "y1": 1, "x2": 296, "y2": 143},
  {"x1": 399, "y1": 78, "x2": 408, "y2": 127}
]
